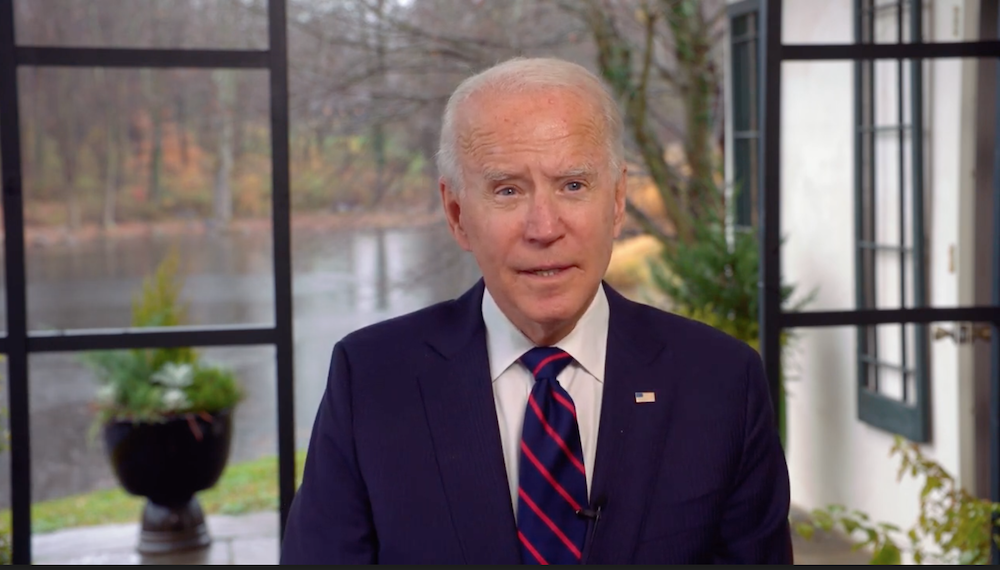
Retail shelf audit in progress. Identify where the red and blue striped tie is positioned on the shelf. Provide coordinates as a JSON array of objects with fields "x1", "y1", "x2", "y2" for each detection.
[{"x1": 517, "y1": 346, "x2": 588, "y2": 565}]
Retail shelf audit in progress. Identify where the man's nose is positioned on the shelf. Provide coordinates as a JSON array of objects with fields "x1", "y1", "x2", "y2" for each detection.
[{"x1": 523, "y1": 190, "x2": 563, "y2": 244}]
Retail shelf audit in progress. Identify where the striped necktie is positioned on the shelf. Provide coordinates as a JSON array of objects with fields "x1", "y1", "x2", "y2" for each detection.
[{"x1": 516, "y1": 346, "x2": 589, "y2": 565}]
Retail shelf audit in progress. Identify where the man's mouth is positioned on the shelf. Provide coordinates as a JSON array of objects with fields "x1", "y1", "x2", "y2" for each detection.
[{"x1": 521, "y1": 266, "x2": 571, "y2": 277}]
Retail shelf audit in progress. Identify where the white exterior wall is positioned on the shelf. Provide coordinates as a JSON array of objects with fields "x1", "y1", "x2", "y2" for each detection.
[{"x1": 724, "y1": 0, "x2": 981, "y2": 556}]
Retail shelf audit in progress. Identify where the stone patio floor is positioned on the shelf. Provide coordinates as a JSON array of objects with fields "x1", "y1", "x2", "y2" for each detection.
[{"x1": 30, "y1": 505, "x2": 871, "y2": 565}]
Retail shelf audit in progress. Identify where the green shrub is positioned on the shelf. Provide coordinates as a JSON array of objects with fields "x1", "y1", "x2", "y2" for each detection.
[
  {"x1": 82, "y1": 250, "x2": 242, "y2": 426},
  {"x1": 646, "y1": 189, "x2": 815, "y2": 445},
  {"x1": 0, "y1": 531, "x2": 9, "y2": 565}
]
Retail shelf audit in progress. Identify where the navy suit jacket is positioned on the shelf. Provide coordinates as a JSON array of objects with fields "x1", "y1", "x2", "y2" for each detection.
[{"x1": 280, "y1": 280, "x2": 793, "y2": 564}]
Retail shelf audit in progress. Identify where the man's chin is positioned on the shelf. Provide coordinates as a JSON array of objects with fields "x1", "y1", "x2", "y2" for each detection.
[{"x1": 516, "y1": 302, "x2": 584, "y2": 334}]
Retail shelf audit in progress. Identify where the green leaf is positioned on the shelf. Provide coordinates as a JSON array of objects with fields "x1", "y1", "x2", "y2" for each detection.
[
  {"x1": 870, "y1": 543, "x2": 902, "y2": 565},
  {"x1": 839, "y1": 519, "x2": 857, "y2": 536},
  {"x1": 879, "y1": 522, "x2": 901, "y2": 533},
  {"x1": 922, "y1": 476, "x2": 943, "y2": 498},
  {"x1": 864, "y1": 529, "x2": 879, "y2": 545},
  {"x1": 958, "y1": 549, "x2": 978, "y2": 565},
  {"x1": 793, "y1": 522, "x2": 815, "y2": 541},
  {"x1": 812, "y1": 510, "x2": 834, "y2": 532}
]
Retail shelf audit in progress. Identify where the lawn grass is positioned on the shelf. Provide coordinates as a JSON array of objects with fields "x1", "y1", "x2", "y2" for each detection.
[{"x1": 1, "y1": 451, "x2": 306, "y2": 535}]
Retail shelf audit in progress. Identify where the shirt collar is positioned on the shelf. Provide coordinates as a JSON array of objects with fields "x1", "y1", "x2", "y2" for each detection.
[{"x1": 481, "y1": 284, "x2": 609, "y2": 383}]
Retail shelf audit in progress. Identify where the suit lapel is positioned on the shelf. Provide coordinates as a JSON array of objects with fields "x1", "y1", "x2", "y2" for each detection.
[
  {"x1": 417, "y1": 280, "x2": 520, "y2": 564},
  {"x1": 583, "y1": 283, "x2": 675, "y2": 564}
]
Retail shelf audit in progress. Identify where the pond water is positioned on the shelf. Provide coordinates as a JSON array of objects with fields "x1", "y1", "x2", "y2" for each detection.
[{"x1": 0, "y1": 220, "x2": 482, "y2": 508}]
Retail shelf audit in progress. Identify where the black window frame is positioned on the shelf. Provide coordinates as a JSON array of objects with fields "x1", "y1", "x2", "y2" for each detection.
[
  {"x1": 755, "y1": 0, "x2": 1000, "y2": 561},
  {"x1": 0, "y1": 0, "x2": 297, "y2": 564}
]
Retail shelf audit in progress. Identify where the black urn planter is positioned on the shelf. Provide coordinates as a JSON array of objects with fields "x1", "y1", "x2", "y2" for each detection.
[{"x1": 103, "y1": 408, "x2": 234, "y2": 555}]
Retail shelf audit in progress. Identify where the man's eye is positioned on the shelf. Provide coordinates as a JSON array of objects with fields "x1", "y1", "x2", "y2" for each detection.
[
  {"x1": 496, "y1": 187, "x2": 517, "y2": 196},
  {"x1": 565, "y1": 181, "x2": 585, "y2": 191}
]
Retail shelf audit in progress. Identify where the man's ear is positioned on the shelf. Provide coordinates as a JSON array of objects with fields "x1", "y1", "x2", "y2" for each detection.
[
  {"x1": 612, "y1": 165, "x2": 627, "y2": 238},
  {"x1": 439, "y1": 177, "x2": 471, "y2": 251}
]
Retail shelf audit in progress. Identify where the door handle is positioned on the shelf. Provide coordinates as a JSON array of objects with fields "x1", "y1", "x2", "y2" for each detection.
[
  {"x1": 971, "y1": 325, "x2": 992, "y2": 342},
  {"x1": 932, "y1": 323, "x2": 992, "y2": 344}
]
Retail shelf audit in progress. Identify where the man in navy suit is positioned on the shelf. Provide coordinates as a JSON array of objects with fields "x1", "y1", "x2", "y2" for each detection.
[{"x1": 280, "y1": 56, "x2": 793, "y2": 564}]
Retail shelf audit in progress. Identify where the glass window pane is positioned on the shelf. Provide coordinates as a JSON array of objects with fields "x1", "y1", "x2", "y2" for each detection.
[
  {"x1": 732, "y1": 14, "x2": 749, "y2": 38},
  {"x1": 873, "y1": 359, "x2": 905, "y2": 401},
  {"x1": 292, "y1": 223, "x2": 481, "y2": 443},
  {"x1": 734, "y1": 138, "x2": 755, "y2": 226},
  {"x1": 283, "y1": 0, "x2": 585, "y2": 451},
  {"x1": 783, "y1": 0, "x2": 937, "y2": 45},
  {"x1": 904, "y1": 323, "x2": 918, "y2": 404},
  {"x1": 783, "y1": 0, "x2": 853, "y2": 45},
  {"x1": 780, "y1": 61, "x2": 855, "y2": 311},
  {"x1": 15, "y1": 68, "x2": 273, "y2": 332},
  {"x1": 28, "y1": 347, "x2": 279, "y2": 564},
  {"x1": 733, "y1": 39, "x2": 750, "y2": 131},
  {"x1": 13, "y1": 0, "x2": 268, "y2": 50}
]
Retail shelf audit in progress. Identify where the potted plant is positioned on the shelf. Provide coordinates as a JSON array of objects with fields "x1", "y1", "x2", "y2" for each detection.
[{"x1": 84, "y1": 251, "x2": 243, "y2": 555}]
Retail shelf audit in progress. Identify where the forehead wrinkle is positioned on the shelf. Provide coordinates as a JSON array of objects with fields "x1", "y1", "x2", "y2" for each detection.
[
  {"x1": 457, "y1": 123, "x2": 495, "y2": 158},
  {"x1": 452, "y1": 92, "x2": 612, "y2": 181}
]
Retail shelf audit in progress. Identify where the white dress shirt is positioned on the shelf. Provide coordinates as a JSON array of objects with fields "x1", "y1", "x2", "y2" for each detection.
[{"x1": 482, "y1": 285, "x2": 608, "y2": 516}]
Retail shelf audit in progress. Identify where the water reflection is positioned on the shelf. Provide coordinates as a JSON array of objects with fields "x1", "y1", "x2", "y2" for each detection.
[{"x1": 0, "y1": 221, "x2": 481, "y2": 508}]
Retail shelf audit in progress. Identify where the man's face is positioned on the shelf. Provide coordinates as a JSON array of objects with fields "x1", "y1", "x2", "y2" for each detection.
[{"x1": 439, "y1": 87, "x2": 626, "y2": 344}]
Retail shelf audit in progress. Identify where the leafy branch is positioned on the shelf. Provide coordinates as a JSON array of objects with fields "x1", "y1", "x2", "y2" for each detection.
[
  {"x1": 795, "y1": 435, "x2": 1000, "y2": 565},
  {"x1": 0, "y1": 374, "x2": 8, "y2": 564}
]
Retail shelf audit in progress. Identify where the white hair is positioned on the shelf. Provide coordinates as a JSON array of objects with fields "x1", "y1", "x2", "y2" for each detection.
[{"x1": 436, "y1": 57, "x2": 626, "y2": 193}]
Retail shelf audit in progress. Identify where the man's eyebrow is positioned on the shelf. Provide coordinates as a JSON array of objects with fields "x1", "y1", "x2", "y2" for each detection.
[
  {"x1": 479, "y1": 166, "x2": 596, "y2": 181},
  {"x1": 559, "y1": 165, "x2": 597, "y2": 178},
  {"x1": 481, "y1": 168, "x2": 516, "y2": 182}
]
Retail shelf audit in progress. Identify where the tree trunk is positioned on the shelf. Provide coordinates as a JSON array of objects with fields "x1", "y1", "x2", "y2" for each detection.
[
  {"x1": 665, "y1": 0, "x2": 719, "y2": 221},
  {"x1": 104, "y1": 98, "x2": 124, "y2": 229},
  {"x1": 368, "y1": 0, "x2": 390, "y2": 208},
  {"x1": 314, "y1": 125, "x2": 325, "y2": 164},
  {"x1": 371, "y1": 122, "x2": 388, "y2": 207},
  {"x1": 29, "y1": 69, "x2": 44, "y2": 185},
  {"x1": 233, "y1": 78, "x2": 246, "y2": 164},
  {"x1": 96, "y1": 67, "x2": 119, "y2": 229},
  {"x1": 582, "y1": 0, "x2": 691, "y2": 243},
  {"x1": 213, "y1": 70, "x2": 236, "y2": 225},
  {"x1": 142, "y1": 69, "x2": 163, "y2": 205},
  {"x1": 149, "y1": 110, "x2": 162, "y2": 205},
  {"x1": 54, "y1": 70, "x2": 83, "y2": 233},
  {"x1": 419, "y1": 117, "x2": 442, "y2": 213},
  {"x1": 61, "y1": 152, "x2": 81, "y2": 233},
  {"x1": 176, "y1": 92, "x2": 189, "y2": 167}
]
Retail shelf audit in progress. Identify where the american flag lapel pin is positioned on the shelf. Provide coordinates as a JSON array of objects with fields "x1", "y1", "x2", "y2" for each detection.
[{"x1": 634, "y1": 391, "x2": 656, "y2": 403}]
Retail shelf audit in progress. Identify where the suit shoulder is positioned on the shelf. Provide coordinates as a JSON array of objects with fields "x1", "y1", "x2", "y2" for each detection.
[
  {"x1": 337, "y1": 297, "x2": 458, "y2": 350},
  {"x1": 628, "y1": 299, "x2": 759, "y2": 361}
]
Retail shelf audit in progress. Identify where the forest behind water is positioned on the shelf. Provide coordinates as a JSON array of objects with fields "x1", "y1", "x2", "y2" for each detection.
[{"x1": 9, "y1": 0, "x2": 725, "y2": 245}]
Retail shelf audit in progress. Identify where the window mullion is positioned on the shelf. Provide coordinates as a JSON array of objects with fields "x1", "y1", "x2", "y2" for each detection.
[{"x1": 897, "y1": 0, "x2": 909, "y2": 403}]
